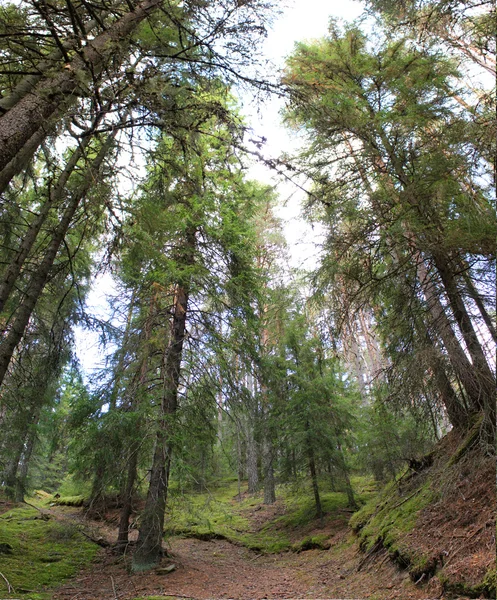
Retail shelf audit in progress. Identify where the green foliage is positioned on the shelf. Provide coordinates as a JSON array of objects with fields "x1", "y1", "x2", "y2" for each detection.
[
  {"x1": 0, "y1": 506, "x2": 98, "y2": 598},
  {"x1": 354, "y1": 399, "x2": 438, "y2": 482}
]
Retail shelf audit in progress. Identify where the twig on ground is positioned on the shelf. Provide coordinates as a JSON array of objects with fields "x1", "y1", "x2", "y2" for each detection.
[
  {"x1": 0, "y1": 570, "x2": 14, "y2": 593},
  {"x1": 111, "y1": 575, "x2": 118, "y2": 599}
]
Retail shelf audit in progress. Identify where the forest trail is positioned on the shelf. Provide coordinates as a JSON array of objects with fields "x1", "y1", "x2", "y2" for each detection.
[{"x1": 51, "y1": 506, "x2": 430, "y2": 600}]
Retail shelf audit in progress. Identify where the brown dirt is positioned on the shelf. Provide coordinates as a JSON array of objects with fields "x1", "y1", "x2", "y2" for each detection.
[
  {"x1": 51, "y1": 505, "x2": 433, "y2": 600},
  {"x1": 398, "y1": 449, "x2": 495, "y2": 593},
  {"x1": 52, "y1": 530, "x2": 432, "y2": 600},
  {"x1": 50, "y1": 437, "x2": 495, "y2": 600}
]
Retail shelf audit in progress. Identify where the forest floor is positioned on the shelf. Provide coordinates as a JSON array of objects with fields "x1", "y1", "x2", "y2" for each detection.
[
  {"x1": 1, "y1": 432, "x2": 494, "y2": 600},
  {"x1": 50, "y1": 499, "x2": 430, "y2": 600}
]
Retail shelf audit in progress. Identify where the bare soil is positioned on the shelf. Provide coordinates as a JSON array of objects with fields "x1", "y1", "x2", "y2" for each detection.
[
  {"x1": 49, "y1": 440, "x2": 495, "y2": 600},
  {"x1": 50, "y1": 507, "x2": 434, "y2": 600}
]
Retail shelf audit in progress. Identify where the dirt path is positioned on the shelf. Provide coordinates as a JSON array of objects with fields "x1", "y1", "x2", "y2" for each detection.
[{"x1": 52, "y1": 527, "x2": 431, "y2": 600}]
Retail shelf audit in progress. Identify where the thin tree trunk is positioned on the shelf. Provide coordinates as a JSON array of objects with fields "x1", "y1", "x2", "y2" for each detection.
[
  {"x1": 246, "y1": 419, "x2": 259, "y2": 493},
  {"x1": 459, "y1": 267, "x2": 497, "y2": 345},
  {"x1": 262, "y1": 433, "x2": 275, "y2": 505},
  {"x1": 334, "y1": 437, "x2": 357, "y2": 510},
  {"x1": 116, "y1": 443, "x2": 139, "y2": 548},
  {"x1": 117, "y1": 288, "x2": 156, "y2": 547},
  {"x1": 0, "y1": 133, "x2": 115, "y2": 388},
  {"x1": 0, "y1": 129, "x2": 97, "y2": 313},
  {"x1": 15, "y1": 422, "x2": 38, "y2": 502},
  {"x1": 305, "y1": 421, "x2": 322, "y2": 520}
]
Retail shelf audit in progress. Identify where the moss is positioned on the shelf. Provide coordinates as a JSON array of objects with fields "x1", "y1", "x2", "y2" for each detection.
[
  {"x1": 54, "y1": 495, "x2": 86, "y2": 507},
  {"x1": 354, "y1": 479, "x2": 434, "y2": 555},
  {"x1": 0, "y1": 505, "x2": 99, "y2": 598},
  {"x1": 440, "y1": 566, "x2": 497, "y2": 599},
  {"x1": 165, "y1": 481, "x2": 362, "y2": 555},
  {"x1": 447, "y1": 416, "x2": 483, "y2": 467},
  {"x1": 291, "y1": 533, "x2": 331, "y2": 552}
]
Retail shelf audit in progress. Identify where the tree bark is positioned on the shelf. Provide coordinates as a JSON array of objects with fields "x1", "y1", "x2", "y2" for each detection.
[
  {"x1": 262, "y1": 433, "x2": 275, "y2": 504},
  {"x1": 305, "y1": 421, "x2": 322, "y2": 520},
  {"x1": 132, "y1": 230, "x2": 194, "y2": 572},
  {"x1": 0, "y1": 0, "x2": 163, "y2": 178},
  {"x1": 0, "y1": 132, "x2": 115, "y2": 388},
  {"x1": 0, "y1": 129, "x2": 97, "y2": 314}
]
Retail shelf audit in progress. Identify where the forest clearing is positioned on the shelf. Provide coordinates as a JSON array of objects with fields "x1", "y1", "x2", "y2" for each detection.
[{"x1": 0, "y1": 0, "x2": 495, "y2": 598}]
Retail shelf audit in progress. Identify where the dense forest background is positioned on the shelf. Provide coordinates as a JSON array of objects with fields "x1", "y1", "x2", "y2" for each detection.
[{"x1": 0, "y1": 0, "x2": 494, "y2": 579}]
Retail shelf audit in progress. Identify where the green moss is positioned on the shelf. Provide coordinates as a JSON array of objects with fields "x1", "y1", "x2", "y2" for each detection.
[
  {"x1": 54, "y1": 495, "x2": 86, "y2": 507},
  {"x1": 291, "y1": 533, "x2": 331, "y2": 552},
  {"x1": 0, "y1": 505, "x2": 99, "y2": 598},
  {"x1": 441, "y1": 566, "x2": 497, "y2": 599},
  {"x1": 165, "y1": 481, "x2": 363, "y2": 555},
  {"x1": 353, "y1": 480, "x2": 434, "y2": 554}
]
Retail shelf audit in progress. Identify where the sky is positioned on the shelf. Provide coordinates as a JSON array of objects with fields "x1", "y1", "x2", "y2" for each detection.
[
  {"x1": 75, "y1": 0, "x2": 365, "y2": 375},
  {"x1": 243, "y1": 0, "x2": 364, "y2": 270}
]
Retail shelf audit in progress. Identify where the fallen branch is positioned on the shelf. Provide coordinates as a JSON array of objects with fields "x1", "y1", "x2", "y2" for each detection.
[
  {"x1": 0, "y1": 570, "x2": 14, "y2": 593},
  {"x1": 80, "y1": 530, "x2": 110, "y2": 548}
]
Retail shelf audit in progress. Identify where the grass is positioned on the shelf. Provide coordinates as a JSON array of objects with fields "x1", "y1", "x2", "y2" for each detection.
[{"x1": 0, "y1": 504, "x2": 99, "y2": 599}]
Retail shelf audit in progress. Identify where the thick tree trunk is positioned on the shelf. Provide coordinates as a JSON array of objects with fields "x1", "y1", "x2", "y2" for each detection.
[
  {"x1": 0, "y1": 133, "x2": 114, "y2": 388},
  {"x1": 432, "y1": 250, "x2": 495, "y2": 390},
  {"x1": 0, "y1": 124, "x2": 53, "y2": 195},
  {"x1": 132, "y1": 230, "x2": 194, "y2": 572},
  {"x1": 417, "y1": 259, "x2": 487, "y2": 414},
  {"x1": 0, "y1": 19, "x2": 99, "y2": 113},
  {"x1": 0, "y1": 0, "x2": 163, "y2": 178}
]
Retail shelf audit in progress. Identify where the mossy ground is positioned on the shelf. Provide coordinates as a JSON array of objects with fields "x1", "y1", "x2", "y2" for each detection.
[
  {"x1": 349, "y1": 428, "x2": 496, "y2": 599},
  {"x1": 0, "y1": 504, "x2": 99, "y2": 599},
  {"x1": 165, "y1": 477, "x2": 373, "y2": 554}
]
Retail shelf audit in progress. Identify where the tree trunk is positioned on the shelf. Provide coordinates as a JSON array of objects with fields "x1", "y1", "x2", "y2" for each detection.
[
  {"x1": 432, "y1": 250, "x2": 495, "y2": 392},
  {"x1": 116, "y1": 442, "x2": 139, "y2": 548},
  {"x1": 0, "y1": 0, "x2": 163, "y2": 178},
  {"x1": 0, "y1": 129, "x2": 97, "y2": 313},
  {"x1": 0, "y1": 133, "x2": 115, "y2": 388},
  {"x1": 0, "y1": 19, "x2": 99, "y2": 113},
  {"x1": 417, "y1": 259, "x2": 487, "y2": 414},
  {"x1": 15, "y1": 423, "x2": 38, "y2": 502},
  {"x1": 262, "y1": 434, "x2": 275, "y2": 505},
  {"x1": 459, "y1": 266, "x2": 497, "y2": 345},
  {"x1": 246, "y1": 419, "x2": 259, "y2": 493},
  {"x1": 305, "y1": 423, "x2": 322, "y2": 520},
  {"x1": 132, "y1": 230, "x2": 194, "y2": 572}
]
